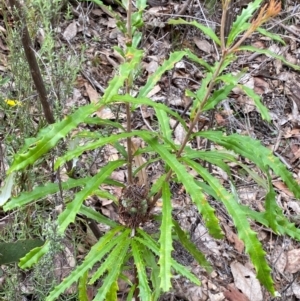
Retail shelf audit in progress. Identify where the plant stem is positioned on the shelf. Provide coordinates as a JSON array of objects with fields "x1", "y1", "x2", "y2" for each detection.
[
  {"x1": 8, "y1": 0, "x2": 55, "y2": 125},
  {"x1": 125, "y1": 0, "x2": 134, "y2": 184},
  {"x1": 126, "y1": 90, "x2": 133, "y2": 184},
  {"x1": 177, "y1": 58, "x2": 225, "y2": 156}
]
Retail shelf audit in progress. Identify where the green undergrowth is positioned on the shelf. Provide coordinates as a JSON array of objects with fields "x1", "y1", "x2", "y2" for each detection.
[{"x1": 1, "y1": 0, "x2": 300, "y2": 300}]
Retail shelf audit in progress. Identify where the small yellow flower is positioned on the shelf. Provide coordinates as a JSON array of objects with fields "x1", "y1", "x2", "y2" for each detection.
[{"x1": 4, "y1": 99, "x2": 22, "y2": 107}]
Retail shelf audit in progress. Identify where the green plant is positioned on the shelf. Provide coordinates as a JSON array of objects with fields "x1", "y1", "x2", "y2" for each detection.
[
  {"x1": 1, "y1": 0, "x2": 300, "y2": 300},
  {"x1": 0, "y1": 0, "x2": 83, "y2": 299}
]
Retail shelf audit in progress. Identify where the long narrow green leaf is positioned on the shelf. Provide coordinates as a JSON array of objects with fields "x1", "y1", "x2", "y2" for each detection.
[
  {"x1": 238, "y1": 46, "x2": 300, "y2": 71},
  {"x1": 93, "y1": 237, "x2": 130, "y2": 301},
  {"x1": 4, "y1": 177, "x2": 91, "y2": 211},
  {"x1": 78, "y1": 271, "x2": 89, "y2": 301},
  {"x1": 94, "y1": 189, "x2": 118, "y2": 203},
  {"x1": 217, "y1": 68, "x2": 247, "y2": 84},
  {"x1": 155, "y1": 109, "x2": 172, "y2": 143},
  {"x1": 240, "y1": 205, "x2": 300, "y2": 242},
  {"x1": 173, "y1": 220, "x2": 212, "y2": 273},
  {"x1": 106, "y1": 281, "x2": 118, "y2": 301},
  {"x1": 276, "y1": 215, "x2": 300, "y2": 241},
  {"x1": 19, "y1": 241, "x2": 50, "y2": 269},
  {"x1": 0, "y1": 239, "x2": 44, "y2": 265},
  {"x1": 149, "y1": 174, "x2": 167, "y2": 198},
  {"x1": 240, "y1": 205, "x2": 268, "y2": 226},
  {"x1": 264, "y1": 173, "x2": 278, "y2": 233},
  {"x1": 8, "y1": 104, "x2": 97, "y2": 174},
  {"x1": 238, "y1": 162, "x2": 268, "y2": 189},
  {"x1": 102, "y1": 47, "x2": 143, "y2": 103},
  {"x1": 168, "y1": 18, "x2": 220, "y2": 45},
  {"x1": 46, "y1": 226, "x2": 125, "y2": 301},
  {"x1": 58, "y1": 160, "x2": 125, "y2": 233},
  {"x1": 190, "y1": 73, "x2": 212, "y2": 117},
  {"x1": 143, "y1": 136, "x2": 223, "y2": 239},
  {"x1": 136, "y1": 229, "x2": 160, "y2": 254},
  {"x1": 126, "y1": 285, "x2": 136, "y2": 301},
  {"x1": 79, "y1": 205, "x2": 119, "y2": 228},
  {"x1": 170, "y1": 258, "x2": 200, "y2": 286},
  {"x1": 89, "y1": 230, "x2": 131, "y2": 283},
  {"x1": 256, "y1": 27, "x2": 285, "y2": 45},
  {"x1": 184, "y1": 148, "x2": 236, "y2": 175},
  {"x1": 197, "y1": 131, "x2": 300, "y2": 198},
  {"x1": 227, "y1": 0, "x2": 263, "y2": 45},
  {"x1": 55, "y1": 130, "x2": 156, "y2": 169},
  {"x1": 138, "y1": 51, "x2": 186, "y2": 98},
  {"x1": 83, "y1": 116, "x2": 125, "y2": 130},
  {"x1": 239, "y1": 84, "x2": 270, "y2": 121},
  {"x1": 203, "y1": 84, "x2": 235, "y2": 111},
  {"x1": 0, "y1": 172, "x2": 15, "y2": 206},
  {"x1": 159, "y1": 182, "x2": 173, "y2": 291},
  {"x1": 185, "y1": 158, "x2": 275, "y2": 295},
  {"x1": 195, "y1": 180, "x2": 219, "y2": 200},
  {"x1": 184, "y1": 49, "x2": 213, "y2": 72},
  {"x1": 132, "y1": 239, "x2": 152, "y2": 300},
  {"x1": 136, "y1": 229, "x2": 200, "y2": 285},
  {"x1": 111, "y1": 94, "x2": 188, "y2": 132},
  {"x1": 142, "y1": 247, "x2": 161, "y2": 300}
]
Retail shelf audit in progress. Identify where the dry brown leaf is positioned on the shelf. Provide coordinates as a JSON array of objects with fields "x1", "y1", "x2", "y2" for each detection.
[
  {"x1": 141, "y1": 105, "x2": 154, "y2": 119},
  {"x1": 99, "y1": 50, "x2": 120, "y2": 67},
  {"x1": 272, "y1": 245, "x2": 287, "y2": 274},
  {"x1": 237, "y1": 95, "x2": 256, "y2": 113},
  {"x1": 168, "y1": 95, "x2": 184, "y2": 106},
  {"x1": 287, "y1": 201, "x2": 300, "y2": 214},
  {"x1": 253, "y1": 77, "x2": 270, "y2": 94},
  {"x1": 147, "y1": 84, "x2": 161, "y2": 97},
  {"x1": 84, "y1": 82, "x2": 99, "y2": 103},
  {"x1": 0, "y1": 25, "x2": 6, "y2": 33},
  {"x1": 147, "y1": 6, "x2": 170, "y2": 15},
  {"x1": 63, "y1": 21, "x2": 77, "y2": 41},
  {"x1": 223, "y1": 224, "x2": 244, "y2": 253},
  {"x1": 111, "y1": 171, "x2": 125, "y2": 183},
  {"x1": 215, "y1": 113, "x2": 227, "y2": 126},
  {"x1": 287, "y1": 283, "x2": 300, "y2": 299},
  {"x1": 107, "y1": 17, "x2": 117, "y2": 28},
  {"x1": 273, "y1": 181, "x2": 294, "y2": 197},
  {"x1": 285, "y1": 52, "x2": 298, "y2": 65},
  {"x1": 0, "y1": 37, "x2": 8, "y2": 51},
  {"x1": 64, "y1": 246, "x2": 76, "y2": 268},
  {"x1": 91, "y1": 8, "x2": 103, "y2": 16},
  {"x1": 104, "y1": 145, "x2": 119, "y2": 161},
  {"x1": 145, "y1": 60, "x2": 159, "y2": 73},
  {"x1": 169, "y1": 119, "x2": 186, "y2": 144},
  {"x1": 101, "y1": 199, "x2": 113, "y2": 206},
  {"x1": 208, "y1": 291, "x2": 225, "y2": 301},
  {"x1": 285, "y1": 249, "x2": 300, "y2": 273},
  {"x1": 291, "y1": 144, "x2": 300, "y2": 161},
  {"x1": 284, "y1": 128, "x2": 300, "y2": 138},
  {"x1": 101, "y1": 207, "x2": 111, "y2": 218},
  {"x1": 224, "y1": 284, "x2": 250, "y2": 301},
  {"x1": 278, "y1": 71, "x2": 291, "y2": 82},
  {"x1": 84, "y1": 82, "x2": 115, "y2": 118},
  {"x1": 230, "y1": 261, "x2": 263, "y2": 301},
  {"x1": 193, "y1": 37, "x2": 212, "y2": 54},
  {"x1": 132, "y1": 138, "x2": 148, "y2": 185}
]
